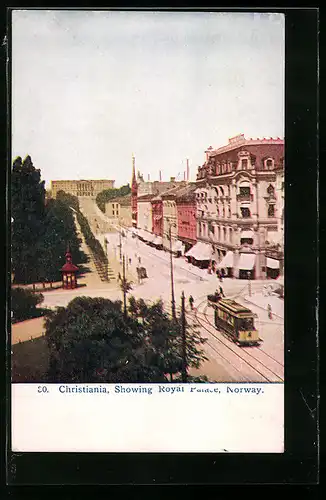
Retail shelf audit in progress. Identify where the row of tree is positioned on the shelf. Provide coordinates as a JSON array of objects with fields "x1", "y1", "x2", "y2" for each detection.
[
  {"x1": 95, "y1": 184, "x2": 131, "y2": 213},
  {"x1": 11, "y1": 156, "x2": 87, "y2": 284},
  {"x1": 45, "y1": 295, "x2": 208, "y2": 383},
  {"x1": 76, "y1": 210, "x2": 108, "y2": 265}
]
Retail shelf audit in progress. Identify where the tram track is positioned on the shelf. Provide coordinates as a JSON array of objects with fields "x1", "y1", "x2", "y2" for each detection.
[{"x1": 192, "y1": 299, "x2": 284, "y2": 383}]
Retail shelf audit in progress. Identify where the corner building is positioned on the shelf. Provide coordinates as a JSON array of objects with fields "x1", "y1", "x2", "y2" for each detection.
[{"x1": 195, "y1": 134, "x2": 284, "y2": 279}]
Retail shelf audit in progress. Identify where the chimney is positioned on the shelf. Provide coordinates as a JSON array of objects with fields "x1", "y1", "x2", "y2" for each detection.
[{"x1": 170, "y1": 176, "x2": 175, "y2": 182}]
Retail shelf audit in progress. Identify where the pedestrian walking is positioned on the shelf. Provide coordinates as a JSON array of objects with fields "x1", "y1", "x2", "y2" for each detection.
[
  {"x1": 138, "y1": 256, "x2": 141, "y2": 264},
  {"x1": 189, "y1": 295, "x2": 194, "y2": 310},
  {"x1": 219, "y1": 286, "x2": 225, "y2": 297},
  {"x1": 129, "y1": 257, "x2": 132, "y2": 265},
  {"x1": 267, "y1": 303, "x2": 273, "y2": 320},
  {"x1": 118, "y1": 272, "x2": 121, "y2": 281}
]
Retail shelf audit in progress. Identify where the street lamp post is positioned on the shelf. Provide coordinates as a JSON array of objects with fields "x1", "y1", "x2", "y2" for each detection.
[
  {"x1": 168, "y1": 222, "x2": 176, "y2": 321},
  {"x1": 247, "y1": 270, "x2": 252, "y2": 297}
]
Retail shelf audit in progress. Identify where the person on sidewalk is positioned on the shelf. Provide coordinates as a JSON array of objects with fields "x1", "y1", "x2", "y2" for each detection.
[
  {"x1": 219, "y1": 285, "x2": 225, "y2": 297},
  {"x1": 267, "y1": 303, "x2": 273, "y2": 320},
  {"x1": 189, "y1": 295, "x2": 194, "y2": 310}
]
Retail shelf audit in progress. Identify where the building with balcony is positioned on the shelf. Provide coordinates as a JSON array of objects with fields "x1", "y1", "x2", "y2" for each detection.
[
  {"x1": 194, "y1": 134, "x2": 284, "y2": 278},
  {"x1": 51, "y1": 179, "x2": 115, "y2": 199}
]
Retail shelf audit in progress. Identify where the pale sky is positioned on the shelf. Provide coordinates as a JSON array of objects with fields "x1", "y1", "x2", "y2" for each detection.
[{"x1": 12, "y1": 10, "x2": 284, "y2": 188}]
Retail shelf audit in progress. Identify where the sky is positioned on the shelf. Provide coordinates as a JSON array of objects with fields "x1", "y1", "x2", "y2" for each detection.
[{"x1": 12, "y1": 10, "x2": 284, "y2": 188}]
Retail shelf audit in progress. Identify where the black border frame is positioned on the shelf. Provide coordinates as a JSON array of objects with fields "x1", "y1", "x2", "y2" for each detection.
[{"x1": 3, "y1": 6, "x2": 319, "y2": 486}]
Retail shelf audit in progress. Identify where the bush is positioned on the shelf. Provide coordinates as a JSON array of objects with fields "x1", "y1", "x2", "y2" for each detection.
[{"x1": 11, "y1": 288, "x2": 44, "y2": 322}]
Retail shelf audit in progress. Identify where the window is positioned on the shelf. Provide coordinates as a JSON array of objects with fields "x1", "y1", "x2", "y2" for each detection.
[
  {"x1": 240, "y1": 207, "x2": 251, "y2": 218},
  {"x1": 228, "y1": 207, "x2": 231, "y2": 218},
  {"x1": 112, "y1": 210, "x2": 115, "y2": 216},
  {"x1": 241, "y1": 159, "x2": 248, "y2": 170},
  {"x1": 239, "y1": 186, "x2": 250, "y2": 197},
  {"x1": 267, "y1": 184, "x2": 275, "y2": 196},
  {"x1": 266, "y1": 159, "x2": 273, "y2": 169},
  {"x1": 268, "y1": 205, "x2": 275, "y2": 217}
]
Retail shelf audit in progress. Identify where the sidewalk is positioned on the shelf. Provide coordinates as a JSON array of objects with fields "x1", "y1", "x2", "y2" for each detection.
[{"x1": 243, "y1": 292, "x2": 284, "y2": 320}]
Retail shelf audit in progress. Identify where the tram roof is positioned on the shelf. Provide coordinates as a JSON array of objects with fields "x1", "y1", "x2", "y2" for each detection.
[{"x1": 215, "y1": 299, "x2": 253, "y2": 316}]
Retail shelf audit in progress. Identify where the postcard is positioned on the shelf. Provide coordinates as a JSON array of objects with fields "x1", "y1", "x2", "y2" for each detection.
[{"x1": 10, "y1": 9, "x2": 285, "y2": 453}]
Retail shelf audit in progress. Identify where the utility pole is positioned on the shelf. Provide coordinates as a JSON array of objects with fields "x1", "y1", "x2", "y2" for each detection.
[
  {"x1": 247, "y1": 270, "x2": 252, "y2": 297},
  {"x1": 181, "y1": 291, "x2": 187, "y2": 382},
  {"x1": 122, "y1": 254, "x2": 127, "y2": 318},
  {"x1": 119, "y1": 229, "x2": 122, "y2": 260},
  {"x1": 169, "y1": 224, "x2": 176, "y2": 320}
]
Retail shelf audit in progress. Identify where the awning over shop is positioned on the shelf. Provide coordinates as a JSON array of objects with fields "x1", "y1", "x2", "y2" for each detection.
[
  {"x1": 185, "y1": 242, "x2": 213, "y2": 261},
  {"x1": 172, "y1": 240, "x2": 183, "y2": 252},
  {"x1": 153, "y1": 235, "x2": 163, "y2": 246},
  {"x1": 217, "y1": 251, "x2": 234, "y2": 268},
  {"x1": 237, "y1": 253, "x2": 256, "y2": 270},
  {"x1": 146, "y1": 233, "x2": 156, "y2": 243},
  {"x1": 240, "y1": 230, "x2": 254, "y2": 239},
  {"x1": 266, "y1": 257, "x2": 280, "y2": 269}
]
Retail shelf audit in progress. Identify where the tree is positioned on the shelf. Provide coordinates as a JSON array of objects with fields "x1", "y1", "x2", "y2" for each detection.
[
  {"x1": 127, "y1": 297, "x2": 208, "y2": 381},
  {"x1": 11, "y1": 157, "x2": 86, "y2": 284},
  {"x1": 95, "y1": 184, "x2": 131, "y2": 213},
  {"x1": 44, "y1": 296, "x2": 208, "y2": 383},
  {"x1": 11, "y1": 156, "x2": 46, "y2": 283},
  {"x1": 11, "y1": 288, "x2": 44, "y2": 322},
  {"x1": 45, "y1": 296, "x2": 162, "y2": 383}
]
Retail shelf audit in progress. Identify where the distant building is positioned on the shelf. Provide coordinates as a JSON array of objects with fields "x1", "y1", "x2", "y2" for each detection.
[
  {"x1": 193, "y1": 134, "x2": 284, "y2": 278},
  {"x1": 51, "y1": 179, "x2": 115, "y2": 199},
  {"x1": 105, "y1": 194, "x2": 132, "y2": 227}
]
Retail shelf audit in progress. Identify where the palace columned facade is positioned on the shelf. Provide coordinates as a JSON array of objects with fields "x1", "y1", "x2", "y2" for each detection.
[{"x1": 51, "y1": 179, "x2": 115, "y2": 199}]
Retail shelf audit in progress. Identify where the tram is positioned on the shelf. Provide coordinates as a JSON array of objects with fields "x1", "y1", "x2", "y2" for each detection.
[{"x1": 209, "y1": 297, "x2": 261, "y2": 346}]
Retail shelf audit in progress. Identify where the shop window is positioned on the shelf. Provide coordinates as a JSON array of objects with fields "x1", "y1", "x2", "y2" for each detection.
[{"x1": 240, "y1": 207, "x2": 251, "y2": 218}]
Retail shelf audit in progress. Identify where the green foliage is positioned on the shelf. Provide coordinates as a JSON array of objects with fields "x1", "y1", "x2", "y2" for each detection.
[
  {"x1": 44, "y1": 295, "x2": 208, "y2": 383},
  {"x1": 76, "y1": 211, "x2": 107, "y2": 264},
  {"x1": 95, "y1": 184, "x2": 131, "y2": 213},
  {"x1": 45, "y1": 296, "x2": 163, "y2": 383},
  {"x1": 11, "y1": 287, "x2": 44, "y2": 322},
  {"x1": 11, "y1": 156, "x2": 46, "y2": 283},
  {"x1": 11, "y1": 156, "x2": 86, "y2": 284}
]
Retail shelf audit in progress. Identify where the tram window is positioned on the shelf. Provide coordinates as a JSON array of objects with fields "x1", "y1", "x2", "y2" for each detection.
[{"x1": 240, "y1": 319, "x2": 253, "y2": 330}]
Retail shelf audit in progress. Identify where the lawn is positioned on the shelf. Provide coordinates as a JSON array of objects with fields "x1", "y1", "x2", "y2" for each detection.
[{"x1": 12, "y1": 336, "x2": 50, "y2": 383}]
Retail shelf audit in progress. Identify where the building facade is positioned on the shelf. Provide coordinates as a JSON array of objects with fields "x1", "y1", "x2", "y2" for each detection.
[
  {"x1": 194, "y1": 134, "x2": 284, "y2": 278},
  {"x1": 105, "y1": 194, "x2": 132, "y2": 227},
  {"x1": 137, "y1": 194, "x2": 156, "y2": 233},
  {"x1": 175, "y1": 184, "x2": 197, "y2": 253},
  {"x1": 131, "y1": 155, "x2": 138, "y2": 227},
  {"x1": 51, "y1": 179, "x2": 115, "y2": 199},
  {"x1": 151, "y1": 195, "x2": 163, "y2": 236}
]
